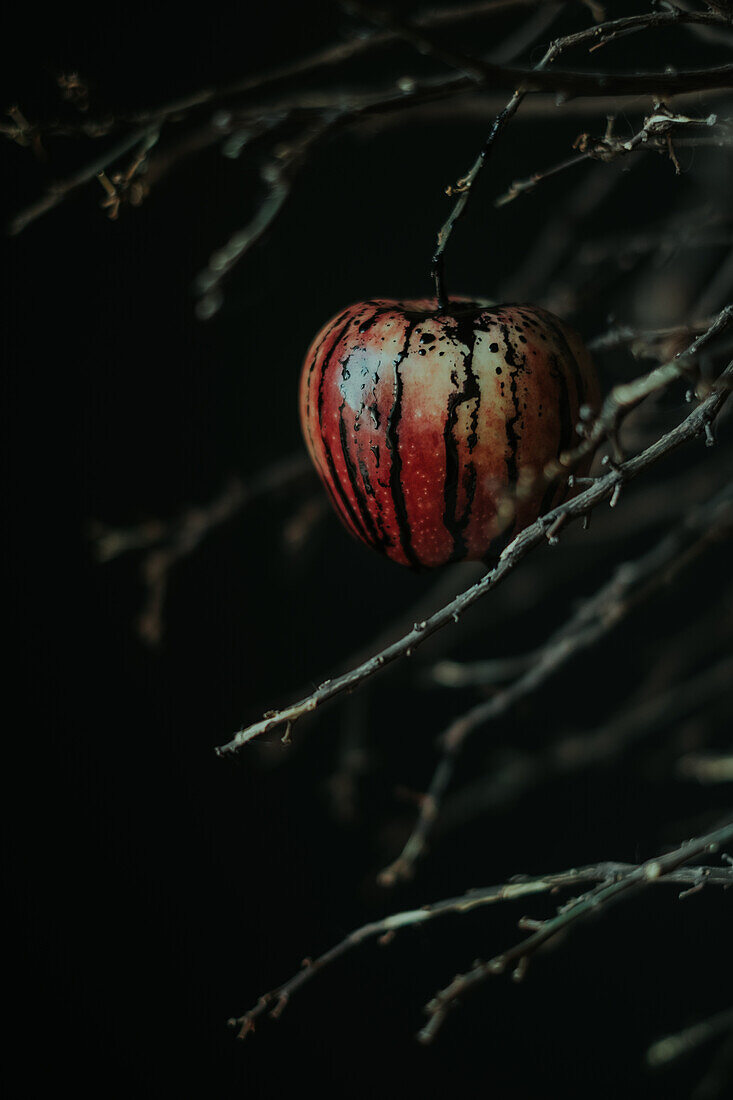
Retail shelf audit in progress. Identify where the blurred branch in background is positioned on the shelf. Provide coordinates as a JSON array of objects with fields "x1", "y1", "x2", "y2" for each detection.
[
  {"x1": 91, "y1": 452, "x2": 312, "y2": 646},
  {"x1": 647, "y1": 1008, "x2": 733, "y2": 1070},
  {"x1": 438, "y1": 646, "x2": 733, "y2": 835}
]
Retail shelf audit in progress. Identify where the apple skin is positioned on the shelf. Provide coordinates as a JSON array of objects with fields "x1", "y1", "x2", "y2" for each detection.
[{"x1": 299, "y1": 298, "x2": 599, "y2": 568}]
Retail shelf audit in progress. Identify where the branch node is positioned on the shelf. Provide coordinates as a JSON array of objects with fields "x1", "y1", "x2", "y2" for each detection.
[
  {"x1": 517, "y1": 916, "x2": 545, "y2": 932},
  {"x1": 512, "y1": 957, "x2": 529, "y2": 983},
  {"x1": 269, "y1": 993, "x2": 289, "y2": 1020}
]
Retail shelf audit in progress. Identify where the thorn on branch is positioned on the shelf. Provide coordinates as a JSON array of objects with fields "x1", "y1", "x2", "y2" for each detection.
[
  {"x1": 545, "y1": 512, "x2": 568, "y2": 545},
  {"x1": 678, "y1": 877, "x2": 706, "y2": 900}
]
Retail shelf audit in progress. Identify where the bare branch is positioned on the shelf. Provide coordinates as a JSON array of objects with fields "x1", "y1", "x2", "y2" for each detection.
[
  {"x1": 228, "y1": 830, "x2": 733, "y2": 1040},
  {"x1": 215, "y1": 355, "x2": 733, "y2": 756},
  {"x1": 418, "y1": 820, "x2": 733, "y2": 1043}
]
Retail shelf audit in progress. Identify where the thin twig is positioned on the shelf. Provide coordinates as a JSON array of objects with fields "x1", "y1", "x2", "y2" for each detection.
[
  {"x1": 494, "y1": 109, "x2": 724, "y2": 206},
  {"x1": 418, "y1": 819, "x2": 733, "y2": 1043}
]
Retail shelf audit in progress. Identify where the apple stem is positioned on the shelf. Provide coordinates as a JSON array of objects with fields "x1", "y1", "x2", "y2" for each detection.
[{"x1": 431, "y1": 94, "x2": 523, "y2": 311}]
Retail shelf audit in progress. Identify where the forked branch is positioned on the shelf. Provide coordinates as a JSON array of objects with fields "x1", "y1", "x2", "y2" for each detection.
[{"x1": 228, "y1": 820, "x2": 733, "y2": 1041}]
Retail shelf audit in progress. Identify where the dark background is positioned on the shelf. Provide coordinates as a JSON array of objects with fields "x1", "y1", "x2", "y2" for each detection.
[{"x1": 5, "y1": 3, "x2": 732, "y2": 1097}]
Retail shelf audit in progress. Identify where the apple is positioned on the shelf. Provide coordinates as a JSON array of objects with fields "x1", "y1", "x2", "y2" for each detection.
[{"x1": 299, "y1": 298, "x2": 599, "y2": 568}]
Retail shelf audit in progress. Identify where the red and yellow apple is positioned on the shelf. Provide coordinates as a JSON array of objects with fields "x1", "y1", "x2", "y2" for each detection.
[{"x1": 299, "y1": 298, "x2": 599, "y2": 568}]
